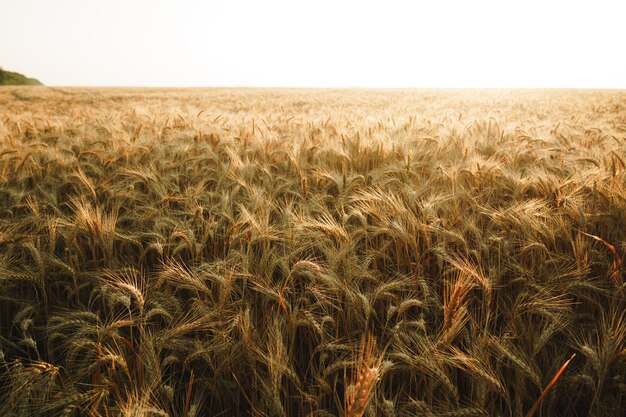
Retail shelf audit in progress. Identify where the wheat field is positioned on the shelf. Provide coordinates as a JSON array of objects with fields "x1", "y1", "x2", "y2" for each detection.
[{"x1": 0, "y1": 87, "x2": 624, "y2": 416}]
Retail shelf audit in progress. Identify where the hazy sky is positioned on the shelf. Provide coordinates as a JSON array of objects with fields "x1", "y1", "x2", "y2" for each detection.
[{"x1": 1, "y1": 0, "x2": 625, "y2": 88}]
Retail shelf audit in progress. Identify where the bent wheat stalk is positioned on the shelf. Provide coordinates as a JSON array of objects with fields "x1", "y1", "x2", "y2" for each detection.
[{"x1": 525, "y1": 353, "x2": 576, "y2": 417}]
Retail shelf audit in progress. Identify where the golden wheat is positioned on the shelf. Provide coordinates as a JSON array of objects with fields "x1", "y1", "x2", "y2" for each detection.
[{"x1": 0, "y1": 87, "x2": 624, "y2": 416}]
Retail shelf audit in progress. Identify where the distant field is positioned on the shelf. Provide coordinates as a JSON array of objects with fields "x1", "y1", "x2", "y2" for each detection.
[{"x1": 0, "y1": 87, "x2": 624, "y2": 417}]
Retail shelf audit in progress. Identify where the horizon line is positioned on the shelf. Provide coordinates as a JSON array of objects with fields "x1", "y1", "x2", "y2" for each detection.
[{"x1": 10, "y1": 84, "x2": 626, "y2": 91}]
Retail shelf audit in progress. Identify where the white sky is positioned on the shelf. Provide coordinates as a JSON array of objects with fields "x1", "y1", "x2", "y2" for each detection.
[{"x1": 1, "y1": 0, "x2": 625, "y2": 88}]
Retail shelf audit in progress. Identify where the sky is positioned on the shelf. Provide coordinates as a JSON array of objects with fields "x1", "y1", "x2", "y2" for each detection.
[{"x1": 1, "y1": 0, "x2": 625, "y2": 88}]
